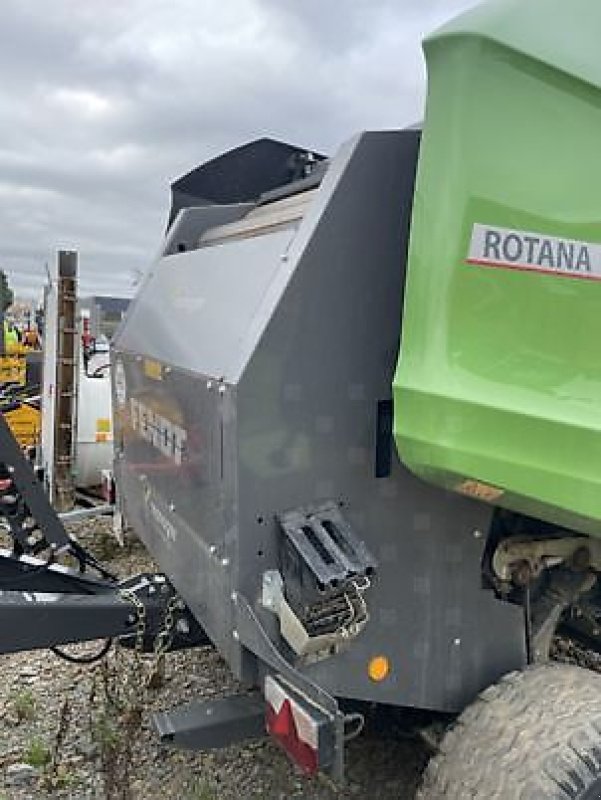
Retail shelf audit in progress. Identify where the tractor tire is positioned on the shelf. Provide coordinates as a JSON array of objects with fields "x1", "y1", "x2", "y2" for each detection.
[{"x1": 417, "y1": 663, "x2": 601, "y2": 800}]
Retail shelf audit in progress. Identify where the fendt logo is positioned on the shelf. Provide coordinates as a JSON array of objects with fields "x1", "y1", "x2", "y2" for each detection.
[
  {"x1": 467, "y1": 224, "x2": 601, "y2": 281},
  {"x1": 130, "y1": 397, "x2": 187, "y2": 465}
]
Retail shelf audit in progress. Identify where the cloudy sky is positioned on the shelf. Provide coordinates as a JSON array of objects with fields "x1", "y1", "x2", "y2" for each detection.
[{"x1": 1, "y1": 0, "x2": 477, "y2": 301}]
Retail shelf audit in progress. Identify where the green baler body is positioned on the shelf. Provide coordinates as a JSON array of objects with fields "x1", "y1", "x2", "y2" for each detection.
[{"x1": 394, "y1": 0, "x2": 601, "y2": 537}]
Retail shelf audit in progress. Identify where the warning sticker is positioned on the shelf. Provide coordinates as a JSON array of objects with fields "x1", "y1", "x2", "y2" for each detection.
[{"x1": 456, "y1": 479, "x2": 504, "y2": 503}]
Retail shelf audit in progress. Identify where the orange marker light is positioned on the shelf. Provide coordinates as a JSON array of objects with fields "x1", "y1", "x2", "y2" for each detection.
[{"x1": 368, "y1": 656, "x2": 390, "y2": 682}]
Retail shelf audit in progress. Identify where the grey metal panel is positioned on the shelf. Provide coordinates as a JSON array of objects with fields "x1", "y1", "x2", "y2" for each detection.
[
  {"x1": 113, "y1": 129, "x2": 524, "y2": 714},
  {"x1": 162, "y1": 204, "x2": 252, "y2": 257},
  {"x1": 234, "y1": 130, "x2": 524, "y2": 711},
  {"x1": 112, "y1": 204, "x2": 252, "y2": 345},
  {"x1": 116, "y1": 228, "x2": 296, "y2": 383},
  {"x1": 113, "y1": 359, "x2": 242, "y2": 670},
  {"x1": 199, "y1": 190, "x2": 317, "y2": 247}
]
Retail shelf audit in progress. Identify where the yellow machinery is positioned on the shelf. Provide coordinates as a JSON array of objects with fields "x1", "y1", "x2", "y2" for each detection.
[
  {"x1": 3, "y1": 402, "x2": 41, "y2": 449},
  {"x1": 0, "y1": 355, "x2": 26, "y2": 386},
  {"x1": 0, "y1": 341, "x2": 40, "y2": 387},
  {"x1": 0, "y1": 345, "x2": 43, "y2": 449}
]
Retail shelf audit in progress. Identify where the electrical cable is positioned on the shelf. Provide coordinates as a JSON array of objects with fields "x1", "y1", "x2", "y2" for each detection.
[
  {"x1": 50, "y1": 638, "x2": 113, "y2": 664},
  {"x1": 344, "y1": 712, "x2": 365, "y2": 742}
]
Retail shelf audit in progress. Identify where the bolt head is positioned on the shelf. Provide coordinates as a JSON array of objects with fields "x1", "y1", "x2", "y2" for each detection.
[{"x1": 176, "y1": 619, "x2": 190, "y2": 635}]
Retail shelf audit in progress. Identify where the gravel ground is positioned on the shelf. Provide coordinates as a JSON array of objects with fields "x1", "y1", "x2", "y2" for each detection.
[
  {"x1": 3, "y1": 518, "x2": 599, "y2": 800},
  {"x1": 1, "y1": 519, "x2": 429, "y2": 800}
]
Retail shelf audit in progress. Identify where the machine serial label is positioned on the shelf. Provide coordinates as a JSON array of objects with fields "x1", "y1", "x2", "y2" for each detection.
[{"x1": 467, "y1": 224, "x2": 601, "y2": 281}]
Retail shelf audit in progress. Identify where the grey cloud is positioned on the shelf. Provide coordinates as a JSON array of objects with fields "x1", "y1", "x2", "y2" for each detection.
[{"x1": 0, "y1": 0, "x2": 479, "y2": 300}]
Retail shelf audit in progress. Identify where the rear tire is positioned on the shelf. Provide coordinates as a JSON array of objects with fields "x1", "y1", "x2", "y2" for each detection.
[{"x1": 418, "y1": 663, "x2": 601, "y2": 800}]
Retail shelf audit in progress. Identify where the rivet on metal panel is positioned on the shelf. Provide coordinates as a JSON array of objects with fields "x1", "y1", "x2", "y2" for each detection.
[
  {"x1": 453, "y1": 638, "x2": 461, "y2": 646},
  {"x1": 281, "y1": 253, "x2": 289, "y2": 262},
  {"x1": 221, "y1": 557, "x2": 230, "y2": 567},
  {"x1": 168, "y1": 502, "x2": 176, "y2": 512},
  {"x1": 7, "y1": 466, "x2": 14, "y2": 474},
  {"x1": 232, "y1": 629, "x2": 239, "y2": 640},
  {"x1": 473, "y1": 529, "x2": 483, "y2": 539},
  {"x1": 209, "y1": 544, "x2": 217, "y2": 555},
  {"x1": 176, "y1": 618, "x2": 190, "y2": 635},
  {"x1": 231, "y1": 591, "x2": 237, "y2": 602}
]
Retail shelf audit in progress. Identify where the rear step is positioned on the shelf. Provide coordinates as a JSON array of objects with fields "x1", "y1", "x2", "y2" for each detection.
[
  {"x1": 154, "y1": 677, "x2": 338, "y2": 777},
  {"x1": 153, "y1": 694, "x2": 265, "y2": 751}
]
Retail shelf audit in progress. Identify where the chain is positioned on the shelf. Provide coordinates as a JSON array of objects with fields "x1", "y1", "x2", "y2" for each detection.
[
  {"x1": 146, "y1": 593, "x2": 179, "y2": 689},
  {"x1": 117, "y1": 584, "x2": 179, "y2": 689},
  {"x1": 86, "y1": 584, "x2": 179, "y2": 799},
  {"x1": 338, "y1": 576, "x2": 370, "y2": 640},
  {"x1": 118, "y1": 587, "x2": 147, "y2": 657}
]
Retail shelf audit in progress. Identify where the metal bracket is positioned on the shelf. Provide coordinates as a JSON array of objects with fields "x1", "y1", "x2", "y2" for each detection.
[
  {"x1": 0, "y1": 411, "x2": 114, "y2": 579},
  {"x1": 0, "y1": 411, "x2": 71, "y2": 553},
  {"x1": 233, "y1": 591, "x2": 346, "y2": 782},
  {"x1": 530, "y1": 572, "x2": 597, "y2": 662},
  {"x1": 261, "y1": 570, "x2": 368, "y2": 659},
  {"x1": 492, "y1": 535, "x2": 601, "y2": 583},
  {"x1": 278, "y1": 501, "x2": 376, "y2": 591}
]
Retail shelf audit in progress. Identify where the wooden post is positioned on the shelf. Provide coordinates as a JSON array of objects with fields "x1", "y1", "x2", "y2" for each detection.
[{"x1": 53, "y1": 251, "x2": 77, "y2": 511}]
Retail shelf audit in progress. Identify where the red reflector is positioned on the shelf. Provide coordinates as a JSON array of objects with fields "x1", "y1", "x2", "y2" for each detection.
[{"x1": 266, "y1": 699, "x2": 318, "y2": 775}]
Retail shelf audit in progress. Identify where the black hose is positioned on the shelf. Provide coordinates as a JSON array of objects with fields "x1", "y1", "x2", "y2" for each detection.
[{"x1": 50, "y1": 638, "x2": 113, "y2": 664}]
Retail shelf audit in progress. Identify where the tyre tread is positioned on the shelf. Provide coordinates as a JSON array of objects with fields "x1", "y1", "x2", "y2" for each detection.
[{"x1": 417, "y1": 664, "x2": 601, "y2": 800}]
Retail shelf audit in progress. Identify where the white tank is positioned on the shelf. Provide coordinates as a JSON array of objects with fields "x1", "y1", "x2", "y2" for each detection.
[{"x1": 75, "y1": 335, "x2": 113, "y2": 488}]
